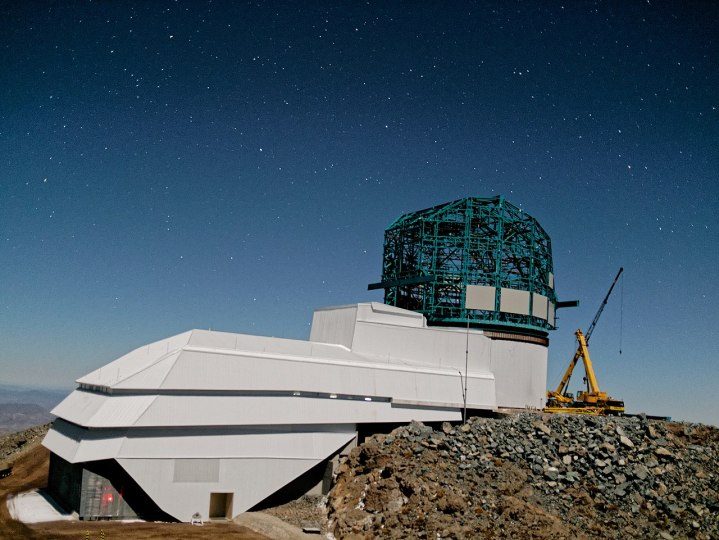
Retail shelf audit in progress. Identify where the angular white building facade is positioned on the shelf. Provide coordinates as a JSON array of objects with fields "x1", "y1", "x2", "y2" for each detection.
[{"x1": 44, "y1": 302, "x2": 548, "y2": 522}]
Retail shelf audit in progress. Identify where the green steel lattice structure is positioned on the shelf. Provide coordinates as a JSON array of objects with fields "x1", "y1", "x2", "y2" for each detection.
[{"x1": 376, "y1": 196, "x2": 557, "y2": 335}]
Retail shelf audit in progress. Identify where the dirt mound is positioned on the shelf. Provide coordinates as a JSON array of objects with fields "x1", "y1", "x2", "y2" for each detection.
[{"x1": 327, "y1": 414, "x2": 719, "y2": 539}]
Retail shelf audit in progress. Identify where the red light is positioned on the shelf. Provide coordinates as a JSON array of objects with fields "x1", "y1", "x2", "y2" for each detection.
[{"x1": 104, "y1": 493, "x2": 114, "y2": 503}]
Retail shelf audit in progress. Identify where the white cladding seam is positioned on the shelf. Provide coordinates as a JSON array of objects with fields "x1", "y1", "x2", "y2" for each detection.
[
  {"x1": 50, "y1": 393, "x2": 482, "y2": 430},
  {"x1": 46, "y1": 419, "x2": 361, "y2": 462}
]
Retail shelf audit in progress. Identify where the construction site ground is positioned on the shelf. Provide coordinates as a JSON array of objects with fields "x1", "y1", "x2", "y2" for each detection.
[{"x1": 3, "y1": 415, "x2": 718, "y2": 539}]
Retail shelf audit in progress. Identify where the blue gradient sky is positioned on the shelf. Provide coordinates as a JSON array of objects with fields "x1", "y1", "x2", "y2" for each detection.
[{"x1": 1, "y1": 1, "x2": 717, "y2": 426}]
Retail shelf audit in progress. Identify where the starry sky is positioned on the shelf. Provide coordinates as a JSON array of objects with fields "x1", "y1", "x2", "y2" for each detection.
[{"x1": 1, "y1": 1, "x2": 717, "y2": 426}]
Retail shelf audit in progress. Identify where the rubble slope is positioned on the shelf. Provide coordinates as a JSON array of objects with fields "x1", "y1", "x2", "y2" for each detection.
[{"x1": 327, "y1": 413, "x2": 719, "y2": 539}]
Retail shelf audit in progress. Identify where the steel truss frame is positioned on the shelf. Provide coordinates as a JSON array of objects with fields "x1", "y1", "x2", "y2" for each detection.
[{"x1": 379, "y1": 196, "x2": 556, "y2": 334}]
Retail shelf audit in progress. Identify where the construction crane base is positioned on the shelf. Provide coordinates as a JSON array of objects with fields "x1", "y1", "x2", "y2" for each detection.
[{"x1": 546, "y1": 268, "x2": 625, "y2": 417}]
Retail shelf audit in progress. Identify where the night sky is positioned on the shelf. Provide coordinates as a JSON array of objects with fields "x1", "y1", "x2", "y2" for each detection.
[{"x1": 1, "y1": 2, "x2": 717, "y2": 426}]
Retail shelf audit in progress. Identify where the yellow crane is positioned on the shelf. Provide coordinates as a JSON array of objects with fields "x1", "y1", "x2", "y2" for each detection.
[{"x1": 545, "y1": 268, "x2": 625, "y2": 415}]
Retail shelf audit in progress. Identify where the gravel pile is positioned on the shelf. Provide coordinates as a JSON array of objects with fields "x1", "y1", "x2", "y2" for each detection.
[
  {"x1": 262, "y1": 494, "x2": 327, "y2": 532},
  {"x1": 327, "y1": 413, "x2": 719, "y2": 539}
]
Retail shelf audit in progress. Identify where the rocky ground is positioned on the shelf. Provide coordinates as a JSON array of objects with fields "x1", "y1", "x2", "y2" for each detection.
[
  {"x1": 326, "y1": 413, "x2": 719, "y2": 539},
  {"x1": 263, "y1": 494, "x2": 327, "y2": 532},
  {"x1": 3, "y1": 415, "x2": 718, "y2": 539},
  {"x1": 0, "y1": 423, "x2": 49, "y2": 467}
]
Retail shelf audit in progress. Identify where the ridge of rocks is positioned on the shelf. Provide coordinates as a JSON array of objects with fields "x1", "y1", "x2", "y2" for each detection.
[
  {"x1": 327, "y1": 413, "x2": 718, "y2": 539},
  {"x1": 0, "y1": 424, "x2": 49, "y2": 466}
]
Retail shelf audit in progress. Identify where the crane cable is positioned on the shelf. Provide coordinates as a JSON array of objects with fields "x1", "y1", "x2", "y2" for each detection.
[{"x1": 619, "y1": 270, "x2": 624, "y2": 355}]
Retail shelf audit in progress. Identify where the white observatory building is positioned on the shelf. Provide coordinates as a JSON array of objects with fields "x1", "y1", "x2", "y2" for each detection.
[{"x1": 44, "y1": 196, "x2": 558, "y2": 521}]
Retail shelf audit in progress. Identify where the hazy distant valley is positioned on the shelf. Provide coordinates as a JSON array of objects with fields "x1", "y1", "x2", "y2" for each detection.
[{"x1": 0, "y1": 385, "x2": 67, "y2": 433}]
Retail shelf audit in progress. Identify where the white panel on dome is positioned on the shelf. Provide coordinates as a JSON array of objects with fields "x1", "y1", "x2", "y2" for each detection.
[
  {"x1": 548, "y1": 272, "x2": 554, "y2": 289},
  {"x1": 500, "y1": 288, "x2": 530, "y2": 316},
  {"x1": 548, "y1": 302, "x2": 555, "y2": 326},
  {"x1": 532, "y1": 293, "x2": 548, "y2": 320},
  {"x1": 465, "y1": 285, "x2": 495, "y2": 310}
]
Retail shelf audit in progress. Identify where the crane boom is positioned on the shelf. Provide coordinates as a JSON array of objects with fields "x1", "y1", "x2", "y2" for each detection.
[{"x1": 585, "y1": 267, "x2": 623, "y2": 342}]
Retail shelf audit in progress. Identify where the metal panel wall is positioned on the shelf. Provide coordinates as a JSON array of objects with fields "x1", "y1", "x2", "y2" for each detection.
[
  {"x1": 47, "y1": 453, "x2": 82, "y2": 514},
  {"x1": 174, "y1": 459, "x2": 220, "y2": 483},
  {"x1": 488, "y1": 339, "x2": 547, "y2": 409},
  {"x1": 532, "y1": 293, "x2": 548, "y2": 320},
  {"x1": 78, "y1": 331, "x2": 193, "y2": 387},
  {"x1": 309, "y1": 305, "x2": 358, "y2": 347},
  {"x1": 355, "y1": 303, "x2": 425, "y2": 327},
  {"x1": 466, "y1": 285, "x2": 496, "y2": 311},
  {"x1": 500, "y1": 288, "x2": 530, "y2": 316},
  {"x1": 118, "y1": 430, "x2": 358, "y2": 521},
  {"x1": 80, "y1": 467, "x2": 137, "y2": 520}
]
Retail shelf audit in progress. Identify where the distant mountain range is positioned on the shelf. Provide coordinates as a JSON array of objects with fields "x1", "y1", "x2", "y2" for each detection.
[{"x1": 0, "y1": 384, "x2": 69, "y2": 433}]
